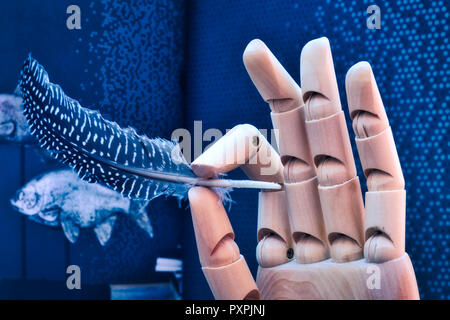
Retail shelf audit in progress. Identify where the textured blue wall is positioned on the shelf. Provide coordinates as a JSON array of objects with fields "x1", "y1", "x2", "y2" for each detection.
[
  {"x1": 0, "y1": 0, "x2": 186, "y2": 298},
  {"x1": 183, "y1": 0, "x2": 449, "y2": 299}
]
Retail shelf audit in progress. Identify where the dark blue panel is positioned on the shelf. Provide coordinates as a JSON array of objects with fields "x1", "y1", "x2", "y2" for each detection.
[
  {"x1": 65, "y1": 0, "x2": 187, "y2": 288},
  {"x1": 0, "y1": 145, "x2": 22, "y2": 279},
  {"x1": 69, "y1": 197, "x2": 185, "y2": 286},
  {"x1": 24, "y1": 148, "x2": 67, "y2": 281},
  {"x1": 0, "y1": 279, "x2": 109, "y2": 299}
]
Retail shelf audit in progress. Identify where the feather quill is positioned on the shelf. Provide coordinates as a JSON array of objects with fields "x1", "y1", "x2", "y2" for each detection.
[{"x1": 18, "y1": 56, "x2": 280, "y2": 201}]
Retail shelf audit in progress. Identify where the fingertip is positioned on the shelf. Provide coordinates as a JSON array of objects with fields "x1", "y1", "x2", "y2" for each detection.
[
  {"x1": 300, "y1": 37, "x2": 331, "y2": 71},
  {"x1": 346, "y1": 61, "x2": 373, "y2": 82},
  {"x1": 243, "y1": 39, "x2": 302, "y2": 109},
  {"x1": 188, "y1": 187, "x2": 221, "y2": 216},
  {"x1": 243, "y1": 39, "x2": 272, "y2": 77},
  {"x1": 300, "y1": 37, "x2": 340, "y2": 108},
  {"x1": 188, "y1": 186, "x2": 220, "y2": 208},
  {"x1": 301, "y1": 36, "x2": 330, "y2": 56},
  {"x1": 187, "y1": 186, "x2": 202, "y2": 201},
  {"x1": 345, "y1": 62, "x2": 374, "y2": 104},
  {"x1": 190, "y1": 163, "x2": 220, "y2": 179},
  {"x1": 243, "y1": 39, "x2": 267, "y2": 62},
  {"x1": 345, "y1": 61, "x2": 388, "y2": 126},
  {"x1": 191, "y1": 124, "x2": 264, "y2": 179}
]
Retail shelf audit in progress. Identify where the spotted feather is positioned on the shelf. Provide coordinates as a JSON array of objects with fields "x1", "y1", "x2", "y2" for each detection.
[{"x1": 18, "y1": 56, "x2": 280, "y2": 201}]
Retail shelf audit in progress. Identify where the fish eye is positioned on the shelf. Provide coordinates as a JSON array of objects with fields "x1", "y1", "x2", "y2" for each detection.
[{"x1": 16, "y1": 190, "x2": 24, "y2": 201}]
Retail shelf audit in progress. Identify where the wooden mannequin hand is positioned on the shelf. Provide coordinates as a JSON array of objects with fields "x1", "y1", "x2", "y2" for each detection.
[{"x1": 188, "y1": 37, "x2": 420, "y2": 300}]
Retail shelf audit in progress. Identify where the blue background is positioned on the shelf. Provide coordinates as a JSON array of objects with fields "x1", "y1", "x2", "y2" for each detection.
[
  {"x1": 0, "y1": 0, "x2": 186, "y2": 298},
  {"x1": 0, "y1": 0, "x2": 448, "y2": 299}
]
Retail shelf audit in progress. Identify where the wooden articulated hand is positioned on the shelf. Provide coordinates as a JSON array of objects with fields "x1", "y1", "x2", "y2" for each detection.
[{"x1": 188, "y1": 37, "x2": 419, "y2": 300}]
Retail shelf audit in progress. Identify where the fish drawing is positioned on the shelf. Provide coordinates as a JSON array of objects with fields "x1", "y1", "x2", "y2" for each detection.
[
  {"x1": 0, "y1": 94, "x2": 34, "y2": 144},
  {"x1": 10, "y1": 169, "x2": 153, "y2": 246},
  {"x1": 0, "y1": 93, "x2": 56, "y2": 163},
  {"x1": 17, "y1": 55, "x2": 279, "y2": 205}
]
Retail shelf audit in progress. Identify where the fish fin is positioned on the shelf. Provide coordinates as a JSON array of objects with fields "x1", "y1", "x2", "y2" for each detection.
[
  {"x1": 94, "y1": 215, "x2": 117, "y2": 246},
  {"x1": 130, "y1": 200, "x2": 153, "y2": 238},
  {"x1": 61, "y1": 218, "x2": 80, "y2": 243},
  {"x1": 0, "y1": 121, "x2": 15, "y2": 136},
  {"x1": 38, "y1": 206, "x2": 60, "y2": 223},
  {"x1": 28, "y1": 214, "x2": 58, "y2": 227}
]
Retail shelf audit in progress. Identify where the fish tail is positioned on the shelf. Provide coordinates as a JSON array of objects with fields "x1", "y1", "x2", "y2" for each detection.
[{"x1": 129, "y1": 200, "x2": 153, "y2": 238}]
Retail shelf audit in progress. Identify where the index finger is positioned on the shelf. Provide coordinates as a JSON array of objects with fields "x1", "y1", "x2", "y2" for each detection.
[{"x1": 189, "y1": 186, "x2": 260, "y2": 300}]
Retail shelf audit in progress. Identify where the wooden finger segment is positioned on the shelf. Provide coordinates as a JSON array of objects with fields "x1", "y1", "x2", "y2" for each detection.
[
  {"x1": 270, "y1": 106, "x2": 314, "y2": 171},
  {"x1": 189, "y1": 187, "x2": 237, "y2": 267},
  {"x1": 356, "y1": 127, "x2": 404, "y2": 190},
  {"x1": 203, "y1": 255, "x2": 260, "y2": 300},
  {"x1": 300, "y1": 37, "x2": 341, "y2": 115},
  {"x1": 242, "y1": 130, "x2": 284, "y2": 183},
  {"x1": 364, "y1": 190, "x2": 406, "y2": 262},
  {"x1": 285, "y1": 177, "x2": 329, "y2": 263},
  {"x1": 191, "y1": 124, "x2": 259, "y2": 178},
  {"x1": 285, "y1": 178, "x2": 325, "y2": 243},
  {"x1": 305, "y1": 111, "x2": 357, "y2": 185},
  {"x1": 319, "y1": 177, "x2": 365, "y2": 253},
  {"x1": 257, "y1": 190, "x2": 291, "y2": 243},
  {"x1": 189, "y1": 187, "x2": 259, "y2": 299},
  {"x1": 191, "y1": 124, "x2": 284, "y2": 183},
  {"x1": 256, "y1": 190, "x2": 293, "y2": 267}
]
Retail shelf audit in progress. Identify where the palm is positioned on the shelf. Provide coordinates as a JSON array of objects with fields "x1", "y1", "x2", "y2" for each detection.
[{"x1": 188, "y1": 37, "x2": 419, "y2": 300}]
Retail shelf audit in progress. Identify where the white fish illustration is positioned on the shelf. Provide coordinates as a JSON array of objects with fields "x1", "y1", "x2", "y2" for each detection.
[
  {"x1": 0, "y1": 94, "x2": 34, "y2": 144},
  {"x1": 10, "y1": 169, "x2": 153, "y2": 246}
]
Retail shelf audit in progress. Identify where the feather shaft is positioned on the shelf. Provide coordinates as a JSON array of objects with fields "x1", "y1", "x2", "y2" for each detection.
[
  {"x1": 85, "y1": 151, "x2": 280, "y2": 189},
  {"x1": 55, "y1": 113, "x2": 281, "y2": 191}
]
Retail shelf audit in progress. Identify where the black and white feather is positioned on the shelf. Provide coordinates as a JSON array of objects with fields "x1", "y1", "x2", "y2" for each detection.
[{"x1": 18, "y1": 56, "x2": 280, "y2": 202}]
